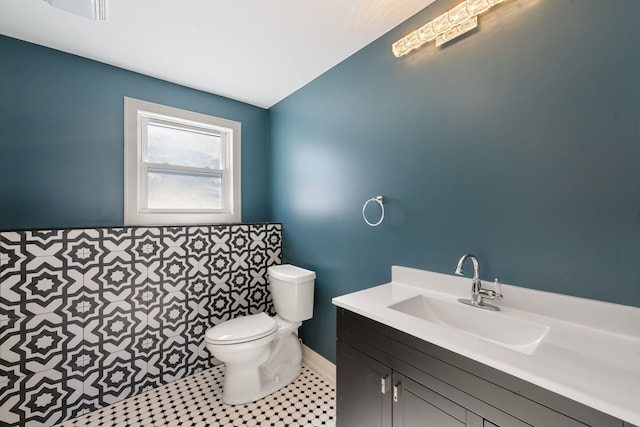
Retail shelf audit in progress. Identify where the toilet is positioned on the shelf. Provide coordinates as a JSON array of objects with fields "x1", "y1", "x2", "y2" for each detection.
[{"x1": 204, "y1": 264, "x2": 315, "y2": 404}]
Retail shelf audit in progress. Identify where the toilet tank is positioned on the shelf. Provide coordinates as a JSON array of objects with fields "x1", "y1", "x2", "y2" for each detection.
[{"x1": 268, "y1": 264, "x2": 315, "y2": 321}]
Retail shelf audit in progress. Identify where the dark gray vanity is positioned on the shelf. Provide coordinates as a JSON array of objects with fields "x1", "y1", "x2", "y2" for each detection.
[
  {"x1": 332, "y1": 266, "x2": 640, "y2": 426},
  {"x1": 336, "y1": 307, "x2": 635, "y2": 427}
]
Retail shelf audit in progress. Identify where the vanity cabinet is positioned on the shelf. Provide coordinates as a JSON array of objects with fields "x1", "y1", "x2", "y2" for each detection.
[
  {"x1": 338, "y1": 341, "x2": 522, "y2": 427},
  {"x1": 336, "y1": 307, "x2": 632, "y2": 427},
  {"x1": 337, "y1": 342, "x2": 391, "y2": 427}
]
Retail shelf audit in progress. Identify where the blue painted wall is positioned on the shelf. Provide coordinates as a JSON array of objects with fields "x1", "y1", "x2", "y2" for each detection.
[
  {"x1": 271, "y1": 0, "x2": 640, "y2": 362},
  {"x1": 0, "y1": 35, "x2": 271, "y2": 229},
  {"x1": 2, "y1": 1, "x2": 640, "y2": 365}
]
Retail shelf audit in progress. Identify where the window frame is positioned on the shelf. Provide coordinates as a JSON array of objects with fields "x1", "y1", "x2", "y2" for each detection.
[{"x1": 124, "y1": 97, "x2": 241, "y2": 226}]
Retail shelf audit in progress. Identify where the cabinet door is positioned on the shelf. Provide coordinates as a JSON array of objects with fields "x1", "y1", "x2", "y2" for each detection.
[
  {"x1": 337, "y1": 341, "x2": 393, "y2": 427},
  {"x1": 393, "y1": 374, "x2": 467, "y2": 427},
  {"x1": 391, "y1": 374, "x2": 528, "y2": 427}
]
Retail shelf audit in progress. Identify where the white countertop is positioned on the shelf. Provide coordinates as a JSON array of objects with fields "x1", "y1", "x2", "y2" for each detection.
[{"x1": 332, "y1": 266, "x2": 640, "y2": 425}]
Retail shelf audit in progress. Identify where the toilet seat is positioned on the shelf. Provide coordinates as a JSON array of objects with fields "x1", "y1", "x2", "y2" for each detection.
[{"x1": 205, "y1": 312, "x2": 277, "y2": 345}]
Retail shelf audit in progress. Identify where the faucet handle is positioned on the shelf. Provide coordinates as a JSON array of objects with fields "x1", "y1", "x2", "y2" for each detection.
[{"x1": 494, "y1": 278, "x2": 503, "y2": 300}]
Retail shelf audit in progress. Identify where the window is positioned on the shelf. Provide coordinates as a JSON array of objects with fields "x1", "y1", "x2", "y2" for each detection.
[{"x1": 124, "y1": 97, "x2": 241, "y2": 225}]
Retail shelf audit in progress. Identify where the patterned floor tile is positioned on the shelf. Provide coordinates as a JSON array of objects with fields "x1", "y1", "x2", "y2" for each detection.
[{"x1": 55, "y1": 365, "x2": 335, "y2": 427}]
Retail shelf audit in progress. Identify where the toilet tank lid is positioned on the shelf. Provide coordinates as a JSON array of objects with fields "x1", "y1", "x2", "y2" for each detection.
[
  {"x1": 268, "y1": 264, "x2": 316, "y2": 284},
  {"x1": 206, "y1": 313, "x2": 277, "y2": 344}
]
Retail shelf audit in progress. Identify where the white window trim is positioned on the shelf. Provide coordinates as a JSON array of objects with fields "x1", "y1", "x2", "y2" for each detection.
[{"x1": 124, "y1": 97, "x2": 241, "y2": 226}]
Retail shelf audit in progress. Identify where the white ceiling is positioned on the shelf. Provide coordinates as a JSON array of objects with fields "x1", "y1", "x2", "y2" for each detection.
[{"x1": 0, "y1": 0, "x2": 435, "y2": 108}]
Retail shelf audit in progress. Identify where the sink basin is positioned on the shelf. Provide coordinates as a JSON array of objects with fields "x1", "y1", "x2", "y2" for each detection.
[{"x1": 388, "y1": 295, "x2": 550, "y2": 355}]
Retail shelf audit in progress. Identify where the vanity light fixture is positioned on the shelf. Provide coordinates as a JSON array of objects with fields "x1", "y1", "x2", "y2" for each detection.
[{"x1": 392, "y1": 0, "x2": 505, "y2": 57}]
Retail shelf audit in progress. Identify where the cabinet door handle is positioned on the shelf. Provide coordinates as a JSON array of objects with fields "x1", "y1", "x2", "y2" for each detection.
[
  {"x1": 393, "y1": 383, "x2": 402, "y2": 403},
  {"x1": 381, "y1": 376, "x2": 389, "y2": 394}
]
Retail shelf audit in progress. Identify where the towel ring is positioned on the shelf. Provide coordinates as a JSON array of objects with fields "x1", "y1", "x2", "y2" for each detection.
[{"x1": 362, "y1": 196, "x2": 384, "y2": 227}]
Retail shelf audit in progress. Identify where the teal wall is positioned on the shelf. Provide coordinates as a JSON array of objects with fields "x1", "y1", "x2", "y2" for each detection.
[
  {"x1": 271, "y1": 0, "x2": 640, "y2": 362},
  {"x1": 2, "y1": 1, "x2": 640, "y2": 365},
  {"x1": 0, "y1": 35, "x2": 271, "y2": 229}
]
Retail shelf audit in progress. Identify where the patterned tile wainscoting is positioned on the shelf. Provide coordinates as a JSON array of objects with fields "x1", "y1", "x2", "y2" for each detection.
[{"x1": 0, "y1": 223, "x2": 282, "y2": 426}]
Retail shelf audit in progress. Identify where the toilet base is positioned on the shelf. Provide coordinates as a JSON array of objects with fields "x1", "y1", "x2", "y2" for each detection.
[{"x1": 221, "y1": 332, "x2": 303, "y2": 405}]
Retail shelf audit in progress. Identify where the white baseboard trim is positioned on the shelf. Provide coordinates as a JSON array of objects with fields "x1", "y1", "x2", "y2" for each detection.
[{"x1": 302, "y1": 343, "x2": 336, "y2": 387}]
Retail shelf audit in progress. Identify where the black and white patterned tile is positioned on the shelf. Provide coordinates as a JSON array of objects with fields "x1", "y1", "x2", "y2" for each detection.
[
  {"x1": 0, "y1": 231, "x2": 27, "y2": 281},
  {"x1": 55, "y1": 365, "x2": 335, "y2": 427},
  {"x1": 130, "y1": 227, "x2": 165, "y2": 265},
  {"x1": 83, "y1": 251, "x2": 147, "y2": 304},
  {"x1": 186, "y1": 226, "x2": 213, "y2": 261},
  {"x1": 0, "y1": 223, "x2": 282, "y2": 426},
  {"x1": 11, "y1": 368, "x2": 84, "y2": 426},
  {"x1": 23, "y1": 230, "x2": 66, "y2": 260},
  {"x1": 208, "y1": 285, "x2": 233, "y2": 324},
  {"x1": 61, "y1": 229, "x2": 105, "y2": 273},
  {"x1": 161, "y1": 226, "x2": 187, "y2": 248},
  {"x1": 83, "y1": 348, "x2": 148, "y2": 408},
  {"x1": 25, "y1": 261, "x2": 84, "y2": 316}
]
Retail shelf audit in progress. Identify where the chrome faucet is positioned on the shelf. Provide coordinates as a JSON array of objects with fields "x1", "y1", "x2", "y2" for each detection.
[{"x1": 454, "y1": 254, "x2": 503, "y2": 311}]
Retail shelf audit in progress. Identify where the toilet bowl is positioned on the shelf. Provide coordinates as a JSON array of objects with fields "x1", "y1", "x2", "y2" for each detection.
[{"x1": 204, "y1": 264, "x2": 315, "y2": 404}]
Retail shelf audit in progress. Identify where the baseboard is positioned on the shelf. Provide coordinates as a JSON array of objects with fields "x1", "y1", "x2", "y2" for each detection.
[{"x1": 301, "y1": 343, "x2": 336, "y2": 387}]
